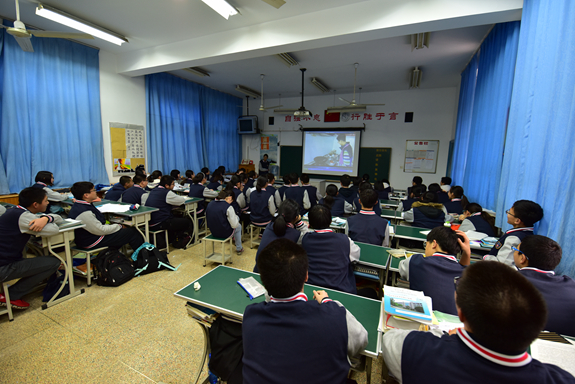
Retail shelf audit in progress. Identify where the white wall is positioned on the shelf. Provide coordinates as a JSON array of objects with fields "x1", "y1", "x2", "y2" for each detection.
[
  {"x1": 242, "y1": 87, "x2": 458, "y2": 189},
  {"x1": 99, "y1": 50, "x2": 146, "y2": 183}
]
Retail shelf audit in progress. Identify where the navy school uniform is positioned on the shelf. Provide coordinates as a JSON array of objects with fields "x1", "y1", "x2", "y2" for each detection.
[
  {"x1": 436, "y1": 191, "x2": 450, "y2": 204},
  {"x1": 104, "y1": 183, "x2": 127, "y2": 201},
  {"x1": 352, "y1": 195, "x2": 382, "y2": 215},
  {"x1": 444, "y1": 198, "x2": 464, "y2": 214},
  {"x1": 230, "y1": 187, "x2": 243, "y2": 216},
  {"x1": 31, "y1": 182, "x2": 65, "y2": 214},
  {"x1": 383, "y1": 328, "x2": 575, "y2": 384},
  {"x1": 242, "y1": 294, "x2": 350, "y2": 384},
  {"x1": 68, "y1": 200, "x2": 116, "y2": 248},
  {"x1": 319, "y1": 195, "x2": 346, "y2": 216},
  {"x1": 145, "y1": 186, "x2": 173, "y2": 227},
  {"x1": 519, "y1": 267, "x2": 575, "y2": 337},
  {"x1": 302, "y1": 184, "x2": 319, "y2": 207},
  {"x1": 459, "y1": 213, "x2": 495, "y2": 237},
  {"x1": 412, "y1": 204, "x2": 446, "y2": 229},
  {"x1": 284, "y1": 185, "x2": 307, "y2": 215},
  {"x1": 347, "y1": 210, "x2": 388, "y2": 246},
  {"x1": 377, "y1": 189, "x2": 391, "y2": 201},
  {"x1": 188, "y1": 184, "x2": 208, "y2": 215},
  {"x1": 243, "y1": 178, "x2": 256, "y2": 196},
  {"x1": 301, "y1": 230, "x2": 357, "y2": 294},
  {"x1": 399, "y1": 252, "x2": 464, "y2": 315},
  {"x1": 121, "y1": 185, "x2": 147, "y2": 205},
  {"x1": 253, "y1": 222, "x2": 301, "y2": 273},
  {"x1": 249, "y1": 188, "x2": 275, "y2": 226},
  {"x1": 338, "y1": 187, "x2": 355, "y2": 204},
  {"x1": 277, "y1": 185, "x2": 289, "y2": 201},
  {"x1": 206, "y1": 200, "x2": 234, "y2": 239},
  {"x1": 206, "y1": 181, "x2": 221, "y2": 191},
  {"x1": 484, "y1": 227, "x2": 534, "y2": 266},
  {"x1": 399, "y1": 197, "x2": 417, "y2": 212}
]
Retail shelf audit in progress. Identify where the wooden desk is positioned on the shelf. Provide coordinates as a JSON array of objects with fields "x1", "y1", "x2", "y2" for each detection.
[
  {"x1": 174, "y1": 265, "x2": 381, "y2": 383},
  {"x1": 239, "y1": 163, "x2": 255, "y2": 173},
  {"x1": 39, "y1": 220, "x2": 87, "y2": 309}
]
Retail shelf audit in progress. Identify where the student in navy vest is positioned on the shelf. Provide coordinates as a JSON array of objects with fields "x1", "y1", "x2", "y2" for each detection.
[
  {"x1": 0, "y1": 205, "x2": 5, "y2": 217},
  {"x1": 187, "y1": 172, "x2": 219, "y2": 216},
  {"x1": 428, "y1": 183, "x2": 449, "y2": 205},
  {"x1": 514, "y1": 236, "x2": 575, "y2": 337},
  {"x1": 320, "y1": 184, "x2": 352, "y2": 217},
  {"x1": 337, "y1": 174, "x2": 355, "y2": 204},
  {"x1": 301, "y1": 205, "x2": 360, "y2": 294},
  {"x1": 183, "y1": 170, "x2": 195, "y2": 185},
  {"x1": 0, "y1": 188, "x2": 62, "y2": 310},
  {"x1": 243, "y1": 238, "x2": 368, "y2": 384},
  {"x1": 352, "y1": 181, "x2": 382, "y2": 215},
  {"x1": 283, "y1": 173, "x2": 311, "y2": 215},
  {"x1": 206, "y1": 173, "x2": 224, "y2": 191},
  {"x1": 484, "y1": 200, "x2": 544, "y2": 266},
  {"x1": 169, "y1": 169, "x2": 181, "y2": 182},
  {"x1": 348, "y1": 188, "x2": 389, "y2": 247},
  {"x1": 145, "y1": 175, "x2": 193, "y2": 249},
  {"x1": 458, "y1": 202, "x2": 496, "y2": 237},
  {"x1": 253, "y1": 199, "x2": 310, "y2": 273},
  {"x1": 105, "y1": 176, "x2": 134, "y2": 201},
  {"x1": 382, "y1": 261, "x2": 575, "y2": 383},
  {"x1": 397, "y1": 185, "x2": 424, "y2": 212},
  {"x1": 69, "y1": 182, "x2": 145, "y2": 251},
  {"x1": 201, "y1": 167, "x2": 210, "y2": 180},
  {"x1": 248, "y1": 176, "x2": 276, "y2": 227},
  {"x1": 406, "y1": 175, "x2": 423, "y2": 197},
  {"x1": 225, "y1": 175, "x2": 247, "y2": 216},
  {"x1": 120, "y1": 174, "x2": 149, "y2": 205},
  {"x1": 398, "y1": 227, "x2": 471, "y2": 315},
  {"x1": 300, "y1": 173, "x2": 321, "y2": 210},
  {"x1": 146, "y1": 170, "x2": 162, "y2": 190},
  {"x1": 258, "y1": 154, "x2": 274, "y2": 177},
  {"x1": 32, "y1": 171, "x2": 67, "y2": 214},
  {"x1": 206, "y1": 190, "x2": 244, "y2": 254},
  {"x1": 243, "y1": 171, "x2": 257, "y2": 196},
  {"x1": 440, "y1": 176, "x2": 451, "y2": 192},
  {"x1": 444, "y1": 185, "x2": 468, "y2": 215},
  {"x1": 374, "y1": 179, "x2": 392, "y2": 201},
  {"x1": 274, "y1": 175, "x2": 290, "y2": 207},
  {"x1": 404, "y1": 192, "x2": 450, "y2": 229}
]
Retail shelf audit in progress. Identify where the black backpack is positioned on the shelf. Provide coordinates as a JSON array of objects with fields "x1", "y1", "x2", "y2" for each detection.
[
  {"x1": 93, "y1": 248, "x2": 134, "y2": 287},
  {"x1": 131, "y1": 243, "x2": 180, "y2": 276}
]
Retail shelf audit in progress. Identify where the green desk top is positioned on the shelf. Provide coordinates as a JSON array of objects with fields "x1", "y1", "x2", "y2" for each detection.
[
  {"x1": 380, "y1": 208, "x2": 402, "y2": 219},
  {"x1": 174, "y1": 265, "x2": 381, "y2": 357},
  {"x1": 185, "y1": 197, "x2": 203, "y2": 204},
  {"x1": 380, "y1": 199, "x2": 399, "y2": 207},
  {"x1": 391, "y1": 224, "x2": 428, "y2": 241},
  {"x1": 62, "y1": 199, "x2": 158, "y2": 216},
  {"x1": 0, "y1": 201, "x2": 15, "y2": 208},
  {"x1": 356, "y1": 242, "x2": 390, "y2": 269}
]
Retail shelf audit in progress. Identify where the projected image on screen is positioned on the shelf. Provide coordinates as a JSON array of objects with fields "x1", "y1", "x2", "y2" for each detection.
[{"x1": 302, "y1": 131, "x2": 361, "y2": 177}]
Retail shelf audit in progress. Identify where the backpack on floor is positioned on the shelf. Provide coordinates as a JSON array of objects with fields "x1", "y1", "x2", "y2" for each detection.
[
  {"x1": 93, "y1": 248, "x2": 134, "y2": 287},
  {"x1": 131, "y1": 242, "x2": 180, "y2": 276}
]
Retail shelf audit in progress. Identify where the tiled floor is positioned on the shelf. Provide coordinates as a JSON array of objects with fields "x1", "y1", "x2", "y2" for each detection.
[{"x1": 0, "y1": 238, "x2": 383, "y2": 383}]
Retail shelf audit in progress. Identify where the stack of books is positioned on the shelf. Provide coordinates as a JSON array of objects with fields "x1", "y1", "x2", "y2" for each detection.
[
  {"x1": 186, "y1": 302, "x2": 219, "y2": 326},
  {"x1": 379, "y1": 286, "x2": 434, "y2": 332}
]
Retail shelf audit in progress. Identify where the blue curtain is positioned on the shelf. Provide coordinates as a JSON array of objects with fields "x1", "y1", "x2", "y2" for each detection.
[
  {"x1": 450, "y1": 55, "x2": 478, "y2": 186},
  {"x1": 496, "y1": 0, "x2": 575, "y2": 277},
  {"x1": 146, "y1": 73, "x2": 242, "y2": 174},
  {"x1": 461, "y1": 22, "x2": 520, "y2": 210},
  {"x1": 0, "y1": 26, "x2": 108, "y2": 193}
]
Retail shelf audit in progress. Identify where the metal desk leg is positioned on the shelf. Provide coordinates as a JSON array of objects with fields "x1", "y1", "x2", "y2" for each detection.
[
  {"x1": 192, "y1": 320, "x2": 211, "y2": 384},
  {"x1": 366, "y1": 355, "x2": 372, "y2": 384},
  {"x1": 144, "y1": 213, "x2": 150, "y2": 243}
]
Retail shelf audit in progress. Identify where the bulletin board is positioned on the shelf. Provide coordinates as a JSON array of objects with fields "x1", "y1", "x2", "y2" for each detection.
[
  {"x1": 110, "y1": 122, "x2": 146, "y2": 176},
  {"x1": 404, "y1": 140, "x2": 439, "y2": 174}
]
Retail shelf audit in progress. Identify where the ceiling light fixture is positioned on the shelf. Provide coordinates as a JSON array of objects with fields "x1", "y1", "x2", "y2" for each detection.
[
  {"x1": 310, "y1": 77, "x2": 330, "y2": 93},
  {"x1": 201, "y1": 0, "x2": 239, "y2": 20},
  {"x1": 261, "y1": 0, "x2": 286, "y2": 9},
  {"x1": 276, "y1": 53, "x2": 298, "y2": 67},
  {"x1": 410, "y1": 67, "x2": 422, "y2": 89},
  {"x1": 411, "y1": 32, "x2": 430, "y2": 51},
  {"x1": 235, "y1": 85, "x2": 261, "y2": 98},
  {"x1": 35, "y1": 4, "x2": 128, "y2": 45},
  {"x1": 184, "y1": 67, "x2": 210, "y2": 77},
  {"x1": 326, "y1": 106, "x2": 366, "y2": 113}
]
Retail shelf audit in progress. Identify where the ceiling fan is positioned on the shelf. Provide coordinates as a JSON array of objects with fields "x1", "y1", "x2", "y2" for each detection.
[
  {"x1": 0, "y1": 0, "x2": 93, "y2": 52},
  {"x1": 259, "y1": 74, "x2": 283, "y2": 111},
  {"x1": 274, "y1": 68, "x2": 312, "y2": 117},
  {"x1": 326, "y1": 63, "x2": 385, "y2": 113}
]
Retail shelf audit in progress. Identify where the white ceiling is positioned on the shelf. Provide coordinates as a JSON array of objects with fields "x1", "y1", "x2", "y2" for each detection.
[{"x1": 0, "y1": 0, "x2": 523, "y2": 98}]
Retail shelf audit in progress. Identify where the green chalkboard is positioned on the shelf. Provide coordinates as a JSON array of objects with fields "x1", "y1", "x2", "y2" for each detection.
[{"x1": 279, "y1": 145, "x2": 391, "y2": 181}]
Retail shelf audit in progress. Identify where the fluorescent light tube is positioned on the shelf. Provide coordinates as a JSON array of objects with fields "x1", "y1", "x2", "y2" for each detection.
[
  {"x1": 201, "y1": 0, "x2": 239, "y2": 20},
  {"x1": 184, "y1": 67, "x2": 210, "y2": 77},
  {"x1": 311, "y1": 77, "x2": 329, "y2": 93},
  {"x1": 36, "y1": 4, "x2": 127, "y2": 45},
  {"x1": 410, "y1": 67, "x2": 422, "y2": 88},
  {"x1": 236, "y1": 85, "x2": 261, "y2": 98},
  {"x1": 276, "y1": 53, "x2": 298, "y2": 67}
]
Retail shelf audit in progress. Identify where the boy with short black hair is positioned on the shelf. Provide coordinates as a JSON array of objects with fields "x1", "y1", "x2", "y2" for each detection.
[
  {"x1": 398, "y1": 184, "x2": 424, "y2": 212},
  {"x1": 184, "y1": 169, "x2": 195, "y2": 184},
  {"x1": 301, "y1": 205, "x2": 360, "y2": 294},
  {"x1": 284, "y1": 172, "x2": 310, "y2": 215},
  {"x1": 338, "y1": 174, "x2": 355, "y2": 204},
  {"x1": 300, "y1": 173, "x2": 321, "y2": 209},
  {"x1": 515, "y1": 235, "x2": 575, "y2": 336},
  {"x1": 407, "y1": 175, "x2": 423, "y2": 196},
  {"x1": 104, "y1": 175, "x2": 134, "y2": 201},
  {"x1": 121, "y1": 174, "x2": 149, "y2": 205},
  {"x1": 145, "y1": 175, "x2": 192, "y2": 248},
  {"x1": 399, "y1": 226, "x2": 470, "y2": 314},
  {"x1": 348, "y1": 188, "x2": 389, "y2": 247},
  {"x1": 352, "y1": 181, "x2": 382, "y2": 215},
  {"x1": 440, "y1": 176, "x2": 451, "y2": 192},
  {"x1": 383, "y1": 261, "x2": 575, "y2": 383},
  {"x1": 243, "y1": 238, "x2": 368, "y2": 384},
  {"x1": 69, "y1": 182, "x2": 145, "y2": 251},
  {"x1": 484, "y1": 199, "x2": 544, "y2": 266},
  {"x1": 0, "y1": 187, "x2": 62, "y2": 309}
]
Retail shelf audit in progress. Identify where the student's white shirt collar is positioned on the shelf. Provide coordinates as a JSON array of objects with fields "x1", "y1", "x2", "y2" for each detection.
[
  {"x1": 270, "y1": 292, "x2": 307, "y2": 303},
  {"x1": 470, "y1": 212, "x2": 481, "y2": 217},
  {"x1": 314, "y1": 229, "x2": 333, "y2": 233},
  {"x1": 429, "y1": 252, "x2": 457, "y2": 262},
  {"x1": 75, "y1": 200, "x2": 92, "y2": 205},
  {"x1": 36, "y1": 182, "x2": 47, "y2": 187},
  {"x1": 451, "y1": 198, "x2": 462, "y2": 202},
  {"x1": 359, "y1": 210, "x2": 376, "y2": 215},
  {"x1": 456, "y1": 329, "x2": 532, "y2": 367},
  {"x1": 519, "y1": 267, "x2": 555, "y2": 275},
  {"x1": 505, "y1": 227, "x2": 534, "y2": 234}
]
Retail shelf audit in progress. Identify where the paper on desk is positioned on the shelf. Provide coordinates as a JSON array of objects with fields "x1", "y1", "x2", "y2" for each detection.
[
  {"x1": 97, "y1": 203, "x2": 131, "y2": 213},
  {"x1": 420, "y1": 230, "x2": 431, "y2": 236},
  {"x1": 464, "y1": 231, "x2": 488, "y2": 241},
  {"x1": 237, "y1": 277, "x2": 266, "y2": 300},
  {"x1": 58, "y1": 218, "x2": 82, "y2": 229},
  {"x1": 531, "y1": 339, "x2": 575, "y2": 376}
]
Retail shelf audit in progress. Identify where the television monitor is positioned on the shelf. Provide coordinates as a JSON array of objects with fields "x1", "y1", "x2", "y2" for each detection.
[{"x1": 237, "y1": 116, "x2": 259, "y2": 134}]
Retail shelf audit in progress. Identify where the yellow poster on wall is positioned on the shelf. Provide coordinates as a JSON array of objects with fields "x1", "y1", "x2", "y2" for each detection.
[{"x1": 110, "y1": 123, "x2": 146, "y2": 176}]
